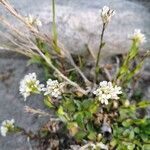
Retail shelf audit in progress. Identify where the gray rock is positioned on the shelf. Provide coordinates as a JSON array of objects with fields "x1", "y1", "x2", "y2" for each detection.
[
  {"x1": 0, "y1": 52, "x2": 50, "y2": 150},
  {"x1": 0, "y1": 0, "x2": 150, "y2": 57}
]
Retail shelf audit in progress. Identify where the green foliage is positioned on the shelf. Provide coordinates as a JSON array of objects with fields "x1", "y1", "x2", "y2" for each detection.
[
  {"x1": 56, "y1": 96, "x2": 100, "y2": 141},
  {"x1": 111, "y1": 101, "x2": 150, "y2": 149},
  {"x1": 24, "y1": 5, "x2": 150, "y2": 149},
  {"x1": 44, "y1": 96, "x2": 54, "y2": 108},
  {"x1": 116, "y1": 40, "x2": 147, "y2": 87}
]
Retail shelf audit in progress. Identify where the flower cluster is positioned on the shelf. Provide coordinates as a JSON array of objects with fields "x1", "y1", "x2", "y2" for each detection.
[
  {"x1": 101, "y1": 6, "x2": 115, "y2": 25},
  {"x1": 25, "y1": 14, "x2": 42, "y2": 27},
  {"x1": 0, "y1": 119, "x2": 15, "y2": 137},
  {"x1": 43, "y1": 79, "x2": 64, "y2": 98},
  {"x1": 80, "y1": 142, "x2": 108, "y2": 150},
  {"x1": 129, "y1": 29, "x2": 146, "y2": 44},
  {"x1": 19, "y1": 73, "x2": 64, "y2": 100},
  {"x1": 19, "y1": 73, "x2": 44, "y2": 100},
  {"x1": 93, "y1": 81, "x2": 122, "y2": 105}
]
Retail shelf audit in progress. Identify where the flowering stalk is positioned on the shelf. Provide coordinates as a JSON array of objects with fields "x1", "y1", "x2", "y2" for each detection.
[
  {"x1": 52, "y1": 0, "x2": 61, "y2": 54},
  {"x1": 95, "y1": 6, "x2": 115, "y2": 83},
  {"x1": 95, "y1": 23, "x2": 106, "y2": 83},
  {"x1": 116, "y1": 29, "x2": 146, "y2": 85}
]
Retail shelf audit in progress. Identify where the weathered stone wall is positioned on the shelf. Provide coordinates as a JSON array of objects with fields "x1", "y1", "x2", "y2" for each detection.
[{"x1": 0, "y1": 0, "x2": 150, "y2": 56}]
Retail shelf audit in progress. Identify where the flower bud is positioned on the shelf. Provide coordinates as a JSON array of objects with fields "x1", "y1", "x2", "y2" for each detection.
[
  {"x1": 97, "y1": 133, "x2": 102, "y2": 141},
  {"x1": 129, "y1": 29, "x2": 146, "y2": 44},
  {"x1": 101, "y1": 6, "x2": 115, "y2": 25},
  {"x1": 113, "y1": 101, "x2": 118, "y2": 109},
  {"x1": 124, "y1": 100, "x2": 130, "y2": 107}
]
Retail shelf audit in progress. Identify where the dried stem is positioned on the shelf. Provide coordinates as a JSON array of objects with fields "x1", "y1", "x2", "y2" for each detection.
[
  {"x1": 0, "y1": 0, "x2": 90, "y2": 92},
  {"x1": 0, "y1": 0, "x2": 38, "y2": 33},
  {"x1": 32, "y1": 44, "x2": 87, "y2": 94},
  {"x1": 24, "y1": 106, "x2": 51, "y2": 117}
]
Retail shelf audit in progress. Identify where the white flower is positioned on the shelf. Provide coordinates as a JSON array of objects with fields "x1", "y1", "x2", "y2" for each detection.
[
  {"x1": 43, "y1": 79, "x2": 63, "y2": 98},
  {"x1": 79, "y1": 142, "x2": 108, "y2": 150},
  {"x1": 129, "y1": 29, "x2": 146, "y2": 44},
  {"x1": 1, "y1": 119, "x2": 15, "y2": 137},
  {"x1": 101, "y1": 6, "x2": 115, "y2": 24},
  {"x1": 93, "y1": 81, "x2": 122, "y2": 105},
  {"x1": 79, "y1": 143, "x2": 96, "y2": 150},
  {"x1": 25, "y1": 14, "x2": 42, "y2": 27},
  {"x1": 96, "y1": 142, "x2": 108, "y2": 150},
  {"x1": 19, "y1": 73, "x2": 44, "y2": 100}
]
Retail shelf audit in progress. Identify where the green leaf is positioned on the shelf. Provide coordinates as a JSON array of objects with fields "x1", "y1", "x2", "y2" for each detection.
[
  {"x1": 122, "y1": 119, "x2": 132, "y2": 127},
  {"x1": 137, "y1": 101, "x2": 150, "y2": 108},
  {"x1": 57, "y1": 106, "x2": 65, "y2": 115},
  {"x1": 126, "y1": 61, "x2": 144, "y2": 81},
  {"x1": 75, "y1": 131, "x2": 87, "y2": 140},
  {"x1": 129, "y1": 130, "x2": 135, "y2": 140},
  {"x1": 133, "y1": 119, "x2": 147, "y2": 125},
  {"x1": 116, "y1": 40, "x2": 141, "y2": 86},
  {"x1": 134, "y1": 127, "x2": 140, "y2": 133},
  {"x1": 27, "y1": 55, "x2": 42, "y2": 66},
  {"x1": 86, "y1": 123, "x2": 95, "y2": 132},
  {"x1": 74, "y1": 100, "x2": 82, "y2": 111},
  {"x1": 36, "y1": 38, "x2": 50, "y2": 57},
  {"x1": 82, "y1": 99, "x2": 93, "y2": 110},
  {"x1": 57, "y1": 106, "x2": 70, "y2": 122},
  {"x1": 110, "y1": 139, "x2": 117, "y2": 147},
  {"x1": 123, "y1": 129, "x2": 130, "y2": 137},
  {"x1": 74, "y1": 112, "x2": 84, "y2": 128},
  {"x1": 89, "y1": 103, "x2": 99, "y2": 114},
  {"x1": 127, "y1": 143, "x2": 135, "y2": 150},
  {"x1": 63, "y1": 99, "x2": 76, "y2": 112},
  {"x1": 142, "y1": 144, "x2": 150, "y2": 150},
  {"x1": 44, "y1": 96, "x2": 54, "y2": 108},
  {"x1": 84, "y1": 111, "x2": 92, "y2": 119},
  {"x1": 87, "y1": 131, "x2": 97, "y2": 140},
  {"x1": 129, "y1": 42, "x2": 138, "y2": 60},
  {"x1": 141, "y1": 134, "x2": 149, "y2": 142}
]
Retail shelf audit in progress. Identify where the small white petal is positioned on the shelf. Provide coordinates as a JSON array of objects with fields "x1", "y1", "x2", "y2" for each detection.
[
  {"x1": 129, "y1": 29, "x2": 146, "y2": 44},
  {"x1": 96, "y1": 142, "x2": 108, "y2": 150},
  {"x1": 0, "y1": 119, "x2": 15, "y2": 137},
  {"x1": 25, "y1": 14, "x2": 42, "y2": 27},
  {"x1": 19, "y1": 73, "x2": 43, "y2": 100},
  {"x1": 93, "y1": 81, "x2": 122, "y2": 105},
  {"x1": 43, "y1": 79, "x2": 63, "y2": 98},
  {"x1": 101, "y1": 6, "x2": 115, "y2": 24}
]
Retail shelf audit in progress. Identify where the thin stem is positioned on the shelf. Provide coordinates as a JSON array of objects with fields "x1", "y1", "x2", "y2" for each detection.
[
  {"x1": 95, "y1": 23, "x2": 106, "y2": 83},
  {"x1": 52, "y1": 0, "x2": 60, "y2": 54},
  {"x1": 0, "y1": 0, "x2": 50, "y2": 43},
  {"x1": 0, "y1": 0, "x2": 38, "y2": 33},
  {"x1": 0, "y1": 0, "x2": 91, "y2": 88},
  {"x1": 52, "y1": 0, "x2": 56, "y2": 40},
  {"x1": 58, "y1": 42, "x2": 92, "y2": 86},
  {"x1": 33, "y1": 44, "x2": 87, "y2": 95}
]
